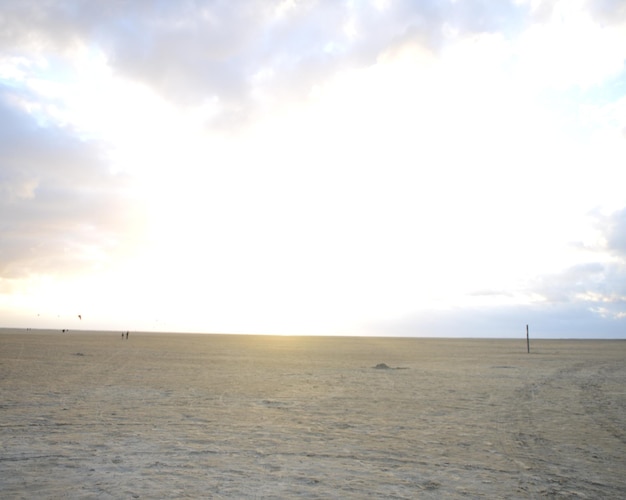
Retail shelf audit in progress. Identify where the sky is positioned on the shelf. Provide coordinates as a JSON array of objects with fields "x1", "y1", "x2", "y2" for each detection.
[{"x1": 1, "y1": 0, "x2": 626, "y2": 338}]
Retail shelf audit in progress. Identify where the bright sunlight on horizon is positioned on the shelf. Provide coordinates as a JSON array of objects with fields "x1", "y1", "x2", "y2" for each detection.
[{"x1": 1, "y1": 0, "x2": 626, "y2": 337}]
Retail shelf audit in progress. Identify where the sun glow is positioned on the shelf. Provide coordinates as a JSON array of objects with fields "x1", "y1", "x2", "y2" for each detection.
[
  {"x1": 50, "y1": 35, "x2": 607, "y2": 334},
  {"x1": 3, "y1": 3, "x2": 624, "y2": 336}
]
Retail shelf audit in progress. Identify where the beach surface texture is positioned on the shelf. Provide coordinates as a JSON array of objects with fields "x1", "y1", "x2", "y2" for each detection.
[{"x1": 1, "y1": 331, "x2": 625, "y2": 498}]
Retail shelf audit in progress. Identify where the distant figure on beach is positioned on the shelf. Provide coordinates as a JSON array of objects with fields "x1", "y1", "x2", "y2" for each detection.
[
  {"x1": 121, "y1": 333, "x2": 124, "y2": 339},
  {"x1": 126, "y1": 331, "x2": 129, "y2": 339}
]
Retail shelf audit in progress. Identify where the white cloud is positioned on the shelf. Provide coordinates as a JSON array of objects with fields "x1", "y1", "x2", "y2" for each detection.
[
  {"x1": 0, "y1": 85, "x2": 146, "y2": 281},
  {"x1": 516, "y1": 0, "x2": 626, "y2": 89}
]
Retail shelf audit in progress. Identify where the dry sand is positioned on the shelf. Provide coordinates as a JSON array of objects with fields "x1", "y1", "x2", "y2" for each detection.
[{"x1": 1, "y1": 330, "x2": 625, "y2": 499}]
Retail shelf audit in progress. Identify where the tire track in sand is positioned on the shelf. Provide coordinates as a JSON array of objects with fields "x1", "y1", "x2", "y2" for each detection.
[{"x1": 496, "y1": 360, "x2": 626, "y2": 498}]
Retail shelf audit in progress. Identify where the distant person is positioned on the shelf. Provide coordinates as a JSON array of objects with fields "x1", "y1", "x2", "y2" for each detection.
[
  {"x1": 122, "y1": 332, "x2": 124, "y2": 339},
  {"x1": 126, "y1": 331, "x2": 129, "y2": 339}
]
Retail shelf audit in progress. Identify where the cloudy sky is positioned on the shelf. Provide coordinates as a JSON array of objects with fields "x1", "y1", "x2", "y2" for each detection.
[{"x1": 1, "y1": 0, "x2": 625, "y2": 337}]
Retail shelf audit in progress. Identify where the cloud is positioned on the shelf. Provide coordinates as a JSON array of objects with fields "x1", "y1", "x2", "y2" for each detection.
[
  {"x1": 370, "y1": 202, "x2": 626, "y2": 337},
  {"x1": 534, "y1": 263, "x2": 607, "y2": 303},
  {"x1": 0, "y1": 0, "x2": 534, "y2": 127},
  {"x1": 381, "y1": 301, "x2": 626, "y2": 339},
  {"x1": 0, "y1": 86, "x2": 145, "y2": 279},
  {"x1": 520, "y1": 205, "x2": 626, "y2": 321},
  {"x1": 1, "y1": 1, "x2": 625, "y2": 336},
  {"x1": 601, "y1": 206, "x2": 626, "y2": 257},
  {"x1": 587, "y1": 0, "x2": 626, "y2": 25},
  {"x1": 3, "y1": 1, "x2": 623, "y2": 125}
]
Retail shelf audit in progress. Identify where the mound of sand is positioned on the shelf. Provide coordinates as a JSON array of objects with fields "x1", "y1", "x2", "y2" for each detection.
[{"x1": 373, "y1": 362, "x2": 407, "y2": 370}]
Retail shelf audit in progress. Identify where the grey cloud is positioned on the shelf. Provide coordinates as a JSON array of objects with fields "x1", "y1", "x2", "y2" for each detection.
[
  {"x1": 0, "y1": 86, "x2": 146, "y2": 279},
  {"x1": 523, "y1": 206, "x2": 626, "y2": 321},
  {"x1": 587, "y1": 0, "x2": 626, "y2": 25},
  {"x1": 441, "y1": 0, "x2": 527, "y2": 36},
  {"x1": 530, "y1": 205, "x2": 626, "y2": 308},
  {"x1": 535, "y1": 262, "x2": 607, "y2": 303},
  {"x1": 372, "y1": 203, "x2": 626, "y2": 338},
  {"x1": 602, "y1": 207, "x2": 626, "y2": 257},
  {"x1": 2, "y1": 0, "x2": 532, "y2": 126},
  {"x1": 529, "y1": 0, "x2": 626, "y2": 25},
  {"x1": 467, "y1": 289, "x2": 516, "y2": 298},
  {"x1": 379, "y1": 302, "x2": 626, "y2": 338},
  {"x1": 533, "y1": 260, "x2": 626, "y2": 318}
]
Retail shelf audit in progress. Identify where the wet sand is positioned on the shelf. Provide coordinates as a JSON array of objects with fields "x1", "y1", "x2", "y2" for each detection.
[{"x1": 1, "y1": 330, "x2": 625, "y2": 498}]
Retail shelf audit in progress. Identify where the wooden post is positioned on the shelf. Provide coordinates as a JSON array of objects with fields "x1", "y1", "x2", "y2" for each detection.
[{"x1": 526, "y1": 324, "x2": 530, "y2": 353}]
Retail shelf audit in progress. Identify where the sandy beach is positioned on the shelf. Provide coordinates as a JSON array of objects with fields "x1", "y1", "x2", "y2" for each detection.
[{"x1": 1, "y1": 330, "x2": 624, "y2": 498}]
